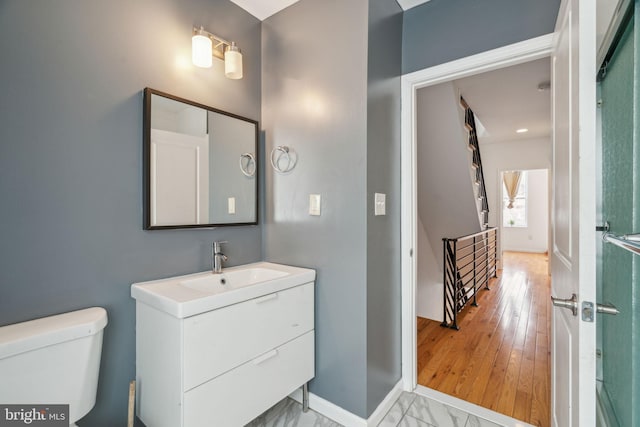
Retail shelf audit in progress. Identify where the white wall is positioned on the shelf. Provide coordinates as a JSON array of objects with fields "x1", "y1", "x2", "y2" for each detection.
[
  {"x1": 416, "y1": 82, "x2": 482, "y2": 267},
  {"x1": 416, "y1": 217, "x2": 443, "y2": 321},
  {"x1": 415, "y1": 81, "x2": 483, "y2": 322},
  {"x1": 502, "y1": 169, "x2": 549, "y2": 252},
  {"x1": 480, "y1": 137, "x2": 552, "y2": 258}
]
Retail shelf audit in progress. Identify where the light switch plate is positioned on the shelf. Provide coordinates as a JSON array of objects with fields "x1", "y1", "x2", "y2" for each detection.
[
  {"x1": 374, "y1": 193, "x2": 386, "y2": 216},
  {"x1": 228, "y1": 197, "x2": 236, "y2": 214},
  {"x1": 309, "y1": 194, "x2": 321, "y2": 216}
]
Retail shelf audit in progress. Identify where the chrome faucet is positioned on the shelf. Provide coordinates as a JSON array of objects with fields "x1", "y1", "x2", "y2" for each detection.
[{"x1": 212, "y1": 241, "x2": 228, "y2": 274}]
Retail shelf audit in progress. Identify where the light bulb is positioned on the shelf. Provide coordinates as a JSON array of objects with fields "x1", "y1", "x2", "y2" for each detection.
[
  {"x1": 192, "y1": 28, "x2": 212, "y2": 68},
  {"x1": 224, "y1": 42, "x2": 243, "y2": 79}
]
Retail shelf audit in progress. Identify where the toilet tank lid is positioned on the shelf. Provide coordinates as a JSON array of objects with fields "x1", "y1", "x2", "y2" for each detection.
[{"x1": 0, "y1": 307, "x2": 108, "y2": 360}]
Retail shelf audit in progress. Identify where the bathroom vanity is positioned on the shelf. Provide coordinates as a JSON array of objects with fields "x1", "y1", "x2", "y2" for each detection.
[{"x1": 131, "y1": 262, "x2": 315, "y2": 427}]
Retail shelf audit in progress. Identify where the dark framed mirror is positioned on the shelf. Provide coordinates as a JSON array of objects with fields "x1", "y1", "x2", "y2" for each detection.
[{"x1": 143, "y1": 88, "x2": 258, "y2": 229}]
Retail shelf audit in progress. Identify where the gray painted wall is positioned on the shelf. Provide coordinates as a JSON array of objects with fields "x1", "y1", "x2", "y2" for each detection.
[
  {"x1": 262, "y1": 0, "x2": 403, "y2": 417},
  {"x1": 366, "y1": 0, "x2": 403, "y2": 415},
  {"x1": 0, "y1": 1, "x2": 261, "y2": 425},
  {"x1": 262, "y1": 0, "x2": 370, "y2": 416},
  {"x1": 402, "y1": 0, "x2": 560, "y2": 74}
]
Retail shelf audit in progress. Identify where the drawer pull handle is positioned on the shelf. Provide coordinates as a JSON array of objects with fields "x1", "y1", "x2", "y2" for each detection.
[
  {"x1": 253, "y1": 349, "x2": 278, "y2": 365},
  {"x1": 255, "y1": 293, "x2": 278, "y2": 304}
]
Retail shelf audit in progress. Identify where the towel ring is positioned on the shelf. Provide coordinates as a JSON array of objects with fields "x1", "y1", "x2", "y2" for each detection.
[
  {"x1": 239, "y1": 153, "x2": 256, "y2": 177},
  {"x1": 270, "y1": 146, "x2": 296, "y2": 174}
]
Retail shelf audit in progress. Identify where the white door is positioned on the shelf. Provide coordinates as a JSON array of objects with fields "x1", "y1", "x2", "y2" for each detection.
[
  {"x1": 150, "y1": 129, "x2": 210, "y2": 226},
  {"x1": 550, "y1": 0, "x2": 597, "y2": 426}
]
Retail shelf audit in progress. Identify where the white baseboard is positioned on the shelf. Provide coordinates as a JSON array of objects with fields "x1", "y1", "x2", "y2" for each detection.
[
  {"x1": 289, "y1": 380, "x2": 403, "y2": 427},
  {"x1": 365, "y1": 381, "x2": 403, "y2": 426},
  {"x1": 502, "y1": 247, "x2": 548, "y2": 254},
  {"x1": 289, "y1": 388, "x2": 367, "y2": 427},
  {"x1": 414, "y1": 385, "x2": 535, "y2": 427}
]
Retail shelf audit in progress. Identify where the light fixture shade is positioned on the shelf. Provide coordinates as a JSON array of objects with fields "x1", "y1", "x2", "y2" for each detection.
[
  {"x1": 224, "y1": 43, "x2": 243, "y2": 79},
  {"x1": 192, "y1": 30, "x2": 212, "y2": 68}
]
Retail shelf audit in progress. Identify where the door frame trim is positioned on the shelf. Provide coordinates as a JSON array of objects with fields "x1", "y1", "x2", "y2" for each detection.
[{"x1": 400, "y1": 33, "x2": 555, "y2": 390}]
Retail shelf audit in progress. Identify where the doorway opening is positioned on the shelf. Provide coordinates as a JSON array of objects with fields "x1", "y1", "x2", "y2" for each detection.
[
  {"x1": 414, "y1": 63, "x2": 552, "y2": 424},
  {"x1": 498, "y1": 169, "x2": 551, "y2": 266},
  {"x1": 400, "y1": 34, "x2": 555, "y2": 426}
]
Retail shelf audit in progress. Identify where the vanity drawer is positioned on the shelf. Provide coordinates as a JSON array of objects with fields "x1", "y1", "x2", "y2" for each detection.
[
  {"x1": 183, "y1": 282, "x2": 314, "y2": 391},
  {"x1": 183, "y1": 331, "x2": 314, "y2": 427}
]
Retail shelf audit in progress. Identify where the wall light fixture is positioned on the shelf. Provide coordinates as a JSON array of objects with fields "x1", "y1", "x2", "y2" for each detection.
[{"x1": 191, "y1": 26, "x2": 243, "y2": 79}]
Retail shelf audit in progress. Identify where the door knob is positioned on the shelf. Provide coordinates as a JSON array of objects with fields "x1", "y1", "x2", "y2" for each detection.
[{"x1": 551, "y1": 293, "x2": 578, "y2": 316}]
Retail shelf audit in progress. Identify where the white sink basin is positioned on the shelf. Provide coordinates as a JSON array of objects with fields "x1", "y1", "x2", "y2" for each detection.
[
  {"x1": 180, "y1": 267, "x2": 288, "y2": 293},
  {"x1": 131, "y1": 262, "x2": 315, "y2": 318}
]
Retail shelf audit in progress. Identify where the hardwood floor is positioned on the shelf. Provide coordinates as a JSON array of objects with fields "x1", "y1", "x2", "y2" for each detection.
[{"x1": 417, "y1": 251, "x2": 550, "y2": 426}]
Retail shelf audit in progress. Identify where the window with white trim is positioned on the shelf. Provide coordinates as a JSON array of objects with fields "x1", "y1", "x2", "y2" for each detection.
[{"x1": 503, "y1": 171, "x2": 527, "y2": 227}]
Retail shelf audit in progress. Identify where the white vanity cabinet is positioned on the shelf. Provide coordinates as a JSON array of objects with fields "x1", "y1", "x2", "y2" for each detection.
[{"x1": 134, "y1": 274, "x2": 315, "y2": 427}]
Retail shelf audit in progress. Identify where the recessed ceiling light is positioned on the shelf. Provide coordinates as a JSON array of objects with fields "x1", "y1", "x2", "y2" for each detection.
[{"x1": 516, "y1": 128, "x2": 529, "y2": 133}]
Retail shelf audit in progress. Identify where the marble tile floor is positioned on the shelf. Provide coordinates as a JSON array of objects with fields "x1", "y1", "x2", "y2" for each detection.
[{"x1": 245, "y1": 392, "x2": 504, "y2": 427}]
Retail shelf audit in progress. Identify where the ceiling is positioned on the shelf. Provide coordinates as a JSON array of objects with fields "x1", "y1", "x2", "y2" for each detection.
[
  {"x1": 454, "y1": 58, "x2": 551, "y2": 144},
  {"x1": 230, "y1": 0, "x2": 431, "y2": 21}
]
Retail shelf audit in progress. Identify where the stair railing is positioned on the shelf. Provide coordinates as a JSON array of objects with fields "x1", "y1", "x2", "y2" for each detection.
[
  {"x1": 442, "y1": 227, "x2": 498, "y2": 330},
  {"x1": 462, "y1": 98, "x2": 489, "y2": 228}
]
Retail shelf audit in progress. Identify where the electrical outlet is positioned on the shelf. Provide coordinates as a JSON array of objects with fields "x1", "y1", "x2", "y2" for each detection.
[{"x1": 228, "y1": 197, "x2": 236, "y2": 214}]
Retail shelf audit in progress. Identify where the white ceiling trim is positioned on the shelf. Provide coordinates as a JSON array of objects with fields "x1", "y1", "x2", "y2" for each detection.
[
  {"x1": 396, "y1": 0, "x2": 432, "y2": 11},
  {"x1": 229, "y1": 0, "x2": 300, "y2": 21},
  {"x1": 230, "y1": 0, "x2": 431, "y2": 21}
]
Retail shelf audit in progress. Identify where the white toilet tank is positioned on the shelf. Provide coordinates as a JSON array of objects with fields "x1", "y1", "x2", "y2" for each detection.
[{"x1": 0, "y1": 307, "x2": 108, "y2": 425}]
